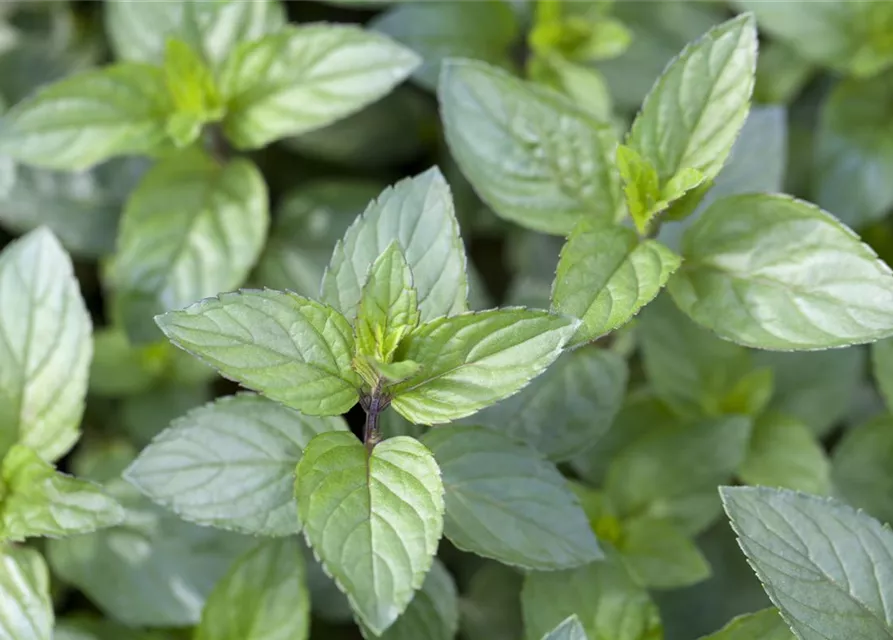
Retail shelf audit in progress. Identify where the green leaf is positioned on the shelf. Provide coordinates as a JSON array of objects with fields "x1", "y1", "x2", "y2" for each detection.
[
  {"x1": 460, "y1": 562, "x2": 524, "y2": 640},
  {"x1": 119, "y1": 383, "x2": 214, "y2": 447},
  {"x1": 540, "y1": 616, "x2": 587, "y2": 640},
  {"x1": 615, "y1": 144, "x2": 662, "y2": 233},
  {"x1": 552, "y1": 218, "x2": 681, "y2": 346},
  {"x1": 125, "y1": 393, "x2": 346, "y2": 537},
  {"x1": 88, "y1": 329, "x2": 169, "y2": 398},
  {"x1": 0, "y1": 545, "x2": 52, "y2": 640},
  {"x1": 0, "y1": 64, "x2": 174, "y2": 170},
  {"x1": 528, "y1": 53, "x2": 613, "y2": 122},
  {"x1": 0, "y1": 228, "x2": 91, "y2": 462},
  {"x1": 815, "y1": 74, "x2": 893, "y2": 229},
  {"x1": 52, "y1": 617, "x2": 164, "y2": 640},
  {"x1": 721, "y1": 485, "x2": 893, "y2": 639},
  {"x1": 733, "y1": 0, "x2": 893, "y2": 78},
  {"x1": 832, "y1": 416, "x2": 893, "y2": 526},
  {"x1": 112, "y1": 148, "x2": 269, "y2": 343},
  {"x1": 873, "y1": 338, "x2": 893, "y2": 412},
  {"x1": 421, "y1": 425, "x2": 601, "y2": 570},
  {"x1": 462, "y1": 347, "x2": 627, "y2": 461},
  {"x1": 698, "y1": 608, "x2": 795, "y2": 640},
  {"x1": 522, "y1": 555, "x2": 661, "y2": 640},
  {"x1": 618, "y1": 516, "x2": 711, "y2": 589},
  {"x1": 195, "y1": 538, "x2": 310, "y2": 640},
  {"x1": 162, "y1": 39, "x2": 223, "y2": 147},
  {"x1": 362, "y1": 559, "x2": 458, "y2": 640},
  {"x1": 155, "y1": 290, "x2": 360, "y2": 416},
  {"x1": 0, "y1": 444, "x2": 123, "y2": 541},
  {"x1": 439, "y1": 59, "x2": 622, "y2": 235},
  {"x1": 218, "y1": 25, "x2": 420, "y2": 149},
  {"x1": 738, "y1": 412, "x2": 831, "y2": 495},
  {"x1": 390, "y1": 308, "x2": 578, "y2": 424},
  {"x1": 669, "y1": 193, "x2": 893, "y2": 350},
  {"x1": 606, "y1": 415, "x2": 752, "y2": 535},
  {"x1": 300, "y1": 538, "x2": 352, "y2": 623},
  {"x1": 371, "y1": 0, "x2": 519, "y2": 92},
  {"x1": 754, "y1": 41, "x2": 814, "y2": 105},
  {"x1": 355, "y1": 242, "x2": 420, "y2": 364},
  {"x1": 321, "y1": 167, "x2": 468, "y2": 323},
  {"x1": 295, "y1": 432, "x2": 444, "y2": 635}
]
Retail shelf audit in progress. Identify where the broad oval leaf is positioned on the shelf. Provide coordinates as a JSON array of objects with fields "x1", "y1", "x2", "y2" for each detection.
[
  {"x1": 0, "y1": 546, "x2": 52, "y2": 640},
  {"x1": 721, "y1": 486, "x2": 893, "y2": 640},
  {"x1": 125, "y1": 393, "x2": 347, "y2": 537},
  {"x1": 832, "y1": 416, "x2": 893, "y2": 526},
  {"x1": 552, "y1": 218, "x2": 681, "y2": 346},
  {"x1": 0, "y1": 227, "x2": 91, "y2": 462},
  {"x1": 195, "y1": 538, "x2": 310, "y2": 640},
  {"x1": 112, "y1": 149, "x2": 269, "y2": 343},
  {"x1": 321, "y1": 167, "x2": 468, "y2": 323},
  {"x1": 421, "y1": 426, "x2": 602, "y2": 570},
  {"x1": 390, "y1": 309, "x2": 578, "y2": 424},
  {"x1": 0, "y1": 64, "x2": 173, "y2": 171},
  {"x1": 670, "y1": 193, "x2": 893, "y2": 350},
  {"x1": 439, "y1": 59, "x2": 622, "y2": 235},
  {"x1": 218, "y1": 24, "x2": 420, "y2": 149},
  {"x1": 295, "y1": 432, "x2": 444, "y2": 636},
  {"x1": 698, "y1": 608, "x2": 795, "y2": 640},
  {"x1": 155, "y1": 290, "x2": 360, "y2": 416},
  {"x1": 540, "y1": 616, "x2": 587, "y2": 640},
  {"x1": 872, "y1": 338, "x2": 893, "y2": 412},
  {"x1": 628, "y1": 14, "x2": 757, "y2": 183}
]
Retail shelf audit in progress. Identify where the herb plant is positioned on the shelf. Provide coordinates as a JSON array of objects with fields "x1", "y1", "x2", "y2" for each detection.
[{"x1": 1, "y1": 1, "x2": 893, "y2": 640}]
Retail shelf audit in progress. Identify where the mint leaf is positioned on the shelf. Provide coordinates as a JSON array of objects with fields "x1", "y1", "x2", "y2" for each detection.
[
  {"x1": 112, "y1": 148, "x2": 268, "y2": 343},
  {"x1": 832, "y1": 416, "x2": 893, "y2": 526},
  {"x1": 195, "y1": 539, "x2": 309, "y2": 640},
  {"x1": 619, "y1": 516, "x2": 711, "y2": 589},
  {"x1": 125, "y1": 393, "x2": 346, "y2": 537},
  {"x1": 421, "y1": 425, "x2": 601, "y2": 570},
  {"x1": 88, "y1": 329, "x2": 169, "y2": 398},
  {"x1": 738, "y1": 412, "x2": 831, "y2": 495},
  {"x1": 461, "y1": 562, "x2": 524, "y2": 640},
  {"x1": 698, "y1": 608, "x2": 794, "y2": 640},
  {"x1": 371, "y1": 0, "x2": 519, "y2": 92},
  {"x1": 670, "y1": 193, "x2": 893, "y2": 350},
  {"x1": 0, "y1": 445, "x2": 123, "y2": 541},
  {"x1": 0, "y1": 64, "x2": 173, "y2": 170},
  {"x1": 161, "y1": 40, "x2": 223, "y2": 147},
  {"x1": 627, "y1": 14, "x2": 757, "y2": 185},
  {"x1": 522, "y1": 555, "x2": 661, "y2": 640},
  {"x1": 463, "y1": 347, "x2": 627, "y2": 461},
  {"x1": 390, "y1": 309, "x2": 578, "y2": 424},
  {"x1": 439, "y1": 59, "x2": 621, "y2": 235},
  {"x1": 355, "y1": 242, "x2": 420, "y2": 364},
  {"x1": 321, "y1": 167, "x2": 468, "y2": 323},
  {"x1": 615, "y1": 144, "x2": 662, "y2": 233},
  {"x1": 873, "y1": 339, "x2": 893, "y2": 412},
  {"x1": 540, "y1": 616, "x2": 586, "y2": 640},
  {"x1": 721, "y1": 486, "x2": 893, "y2": 639},
  {"x1": 552, "y1": 218, "x2": 680, "y2": 347},
  {"x1": 528, "y1": 54, "x2": 613, "y2": 122},
  {"x1": 155, "y1": 290, "x2": 360, "y2": 416},
  {"x1": 0, "y1": 546, "x2": 52, "y2": 640},
  {"x1": 295, "y1": 432, "x2": 444, "y2": 635},
  {"x1": 0, "y1": 228, "x2": 91, "y2": 462},
  {"x1": 219, "y1": 25, "x2": 419, "y2": 149}
]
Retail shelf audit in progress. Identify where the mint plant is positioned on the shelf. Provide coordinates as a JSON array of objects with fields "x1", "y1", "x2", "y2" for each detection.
[{"x1": 3, "y1": 1, "x2": 893, "y2": 639}]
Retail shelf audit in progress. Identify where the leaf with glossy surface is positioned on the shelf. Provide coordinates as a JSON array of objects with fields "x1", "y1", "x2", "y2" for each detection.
[
  {"x1": 540, "y1": 616, "x2": 587, "y2": 640},
  {"x1": 112, "y1": 149, "x2": 268, "y2": 343},
  {"x1": 156, "y1": 290, "x2": 360, "y2": 416},
  {"x1": 321, "y1": 167, "x2": 467, "y2": 323},
  {"x1": 832, "y1": 416, "x2": 893, "y2": 526},
  {"x1": 125, "y1": 393, "x2": 346, "y2": 536},
  {"x1": 552, "y1": 218, "x2": 680, "y2": 346},
  {"x1": 390, "y1": 309, "x2": 577, "y2": 424},
  {"x1": 422, "y1": 426, "x2": 601, "y2": 570},
  {"x1": 195, "y1": 538, "x2": 309, "y2": 640},
  {"x1": 0, "y1": 228, "x2": 91, "y2": 462},
  {"x1": 219, "y1": 25, "x2": 419, "y2": 149},
  {"x1": 722, "y1": 486, "x2": 893, "y2": 639},
  {"x1": 698, "y1": 608, "x2": 794, "y2": 640},
  {"x1": 295, "y1": 432, "x2": 444, "y2": 635},
  {"x1": 439, "y1": 59, "x2": 621, "y2": 235},
  {"x1": 619, "y1": 516, "x2": 711, "y2": 589},
  {"x1": 0, "y1": 546, "x2": 52, "y2": 640},
  {"x1": 671, "y1": 193, "x2": 893, "y2": 350}
]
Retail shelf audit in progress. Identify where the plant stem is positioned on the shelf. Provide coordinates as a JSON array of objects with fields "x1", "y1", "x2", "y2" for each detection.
[{"x1": 363, "y1": 383, "x2": 383, "y2": 454}]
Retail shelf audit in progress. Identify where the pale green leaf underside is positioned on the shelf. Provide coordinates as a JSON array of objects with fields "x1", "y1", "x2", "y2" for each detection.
[
  {"x1": 421, "y1": 426, "x2": 602, "y2": 570},
  {"x1": 722, "y1": 486, "x2": 893, "y2": 640},
  {"x1": 390, "y1": 308, "x2": 578, "y2": 425},
  {"x1": 439, "y1": 58, "x2": 622, "y2": 235},
  {"x1": 670, "y1": 193, "x2": 893, "y2": 350},
  {"x1": 0, "y1": 227, "x2": 91, "y2": 463},
  {"x1": 552, "y1": 219, "x2": 681, "y2": 346},
  {"x1": 195, "y1": 538, "x2": 310, "y2": 640},
  {"x1": 0, "y1": 546, "x2": 52, "y2": 640},
  {"x1": 156, "y1": 290, "x2": 360, "y2": 416},
  {"x1": 296, "y1": 432, "x2": 444, "y2": 635},
  {"x1": 322, "y1": 167, "x2": 468, "y2": 323},
  {"x1": 540, "y1": 616, "x2": 587, "y2": 640},
  {"x1": 698, "y1": 608, "x2": 794, "y2": 640},
  {"x1": 219, "y1": 24, "x2": 420, "y2": 149},
  {"x1": 125, "y1": 393, "x2": 346, "y2": 536}
]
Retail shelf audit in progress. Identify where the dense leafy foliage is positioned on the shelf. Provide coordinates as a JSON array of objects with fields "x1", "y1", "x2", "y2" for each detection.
[{"x1": 1, "y1": 1, "x2": 893, "y2": 639}]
